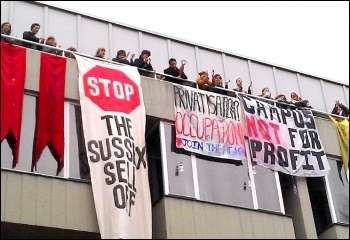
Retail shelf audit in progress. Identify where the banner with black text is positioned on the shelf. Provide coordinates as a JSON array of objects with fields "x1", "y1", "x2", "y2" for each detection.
[
  {"x1": 75, "y1": 55, "x2": 151, "y2": 239},
  {"x1": 239, "y1": 94, "x2": 330, "y2": 176},
  {"x1": 174, "y1": 84, "x2": 246, "y2": 162}
]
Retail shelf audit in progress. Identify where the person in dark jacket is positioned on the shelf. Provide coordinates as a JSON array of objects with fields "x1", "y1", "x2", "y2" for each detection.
[
  {"x1": 133, "y1": 49, "x2": 154, "y2": 77},
  {"x1": 22, "y1": 23, "x2": 45, "y2": 50},
  {"x1": 331, "y1": 100, "x2": 349, "y2": 117},
  {"x1": 112, "y1": 50, "x2": 135, "y2": 66},
  {"x1": 163, "y1": 58, "x2": 188, "y2": 83}
]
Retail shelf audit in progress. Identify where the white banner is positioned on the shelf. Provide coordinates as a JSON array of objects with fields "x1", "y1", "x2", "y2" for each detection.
[
  {"x1": 239, "y1": 94, "x2": 330, "y2": 177},
  {"x1": 174, "y1": 84, "x2": 246, "y2": 162},
  {"x1": 75, "y1": 55, "x2": 151, "y2": 239}
]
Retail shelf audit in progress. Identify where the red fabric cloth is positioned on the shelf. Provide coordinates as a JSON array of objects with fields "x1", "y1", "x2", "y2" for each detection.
[
  {"x1": 1, "y1": 42, "x2": 27, "y2": 168},
  {"x1": 32, "y1": 52, "x2": 66, "y2": 175}
]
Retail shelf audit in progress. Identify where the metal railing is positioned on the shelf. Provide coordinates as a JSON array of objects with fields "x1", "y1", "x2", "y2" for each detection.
[{"x1": 2, "y1": 34, "x2": 348, "y2": 121}]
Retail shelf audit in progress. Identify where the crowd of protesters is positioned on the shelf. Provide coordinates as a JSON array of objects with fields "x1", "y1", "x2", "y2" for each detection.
[{"x1": 1, "y1": 21, "x2": 348, "y2": 117}]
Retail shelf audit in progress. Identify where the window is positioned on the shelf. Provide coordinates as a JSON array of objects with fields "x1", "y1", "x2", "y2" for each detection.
[
  {"x1": 161, "y1": 122, "x2": 195, "y2": 198},
  {"x1": 196, "y1": 154, "x2": 254, "y2": 208},
  {"x1": 1, "y1": 94, "x2": 63, "y2": 177},
  {"x1": 326, "y1": 158, "x2": 349, "y2": 224}
]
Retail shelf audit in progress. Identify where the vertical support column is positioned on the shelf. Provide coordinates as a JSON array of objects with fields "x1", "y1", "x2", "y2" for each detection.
[
  {"x1": 319, "y1": 79, "x2": 329, "y2": 111},
  {"x1": 63, "y1": 102, "x2": 70, "y2": 178},
  {"x1": 167, "y1": 39, "x2": 171, "y2": 61},
  {"x1": 296, "y1": 73, "x2": 302, "y2": 96},
  {"x1": 191, "y1": 154, "x2": 200, "y2": 199},
  {"x1": 222, "y1": 53, "x2": 227, "y2": 81},
  {"x1": 247, "y1": 60, "x2": 254, "y2": 94},
  {"x1": 8, "y1": 1, "x2": 14, "y2": 25},
  {"x1": 138, "y1": 31, "x2": 143, "y2": 56},
  {"x1": 77, "y1": 15, "x2": 82, "y2": 52},
  {"x1": 43, "y1": 6, "x2": 49, "y2": 38},
  {"x1": 272, "y1": 67, "x2": 279, "y2": 94},
  {"x1": 108, "y1": 23, "x2": 113, "y2": 60},
  {"x1": 293, "y1": 177, "x2": 318, "y2": 239},
  {"x1": 342, "y1": 85, "x2": 349, "y2": 107},
  {"x1": 159, "y1": 122, "x2": 169, "y2": 195}
]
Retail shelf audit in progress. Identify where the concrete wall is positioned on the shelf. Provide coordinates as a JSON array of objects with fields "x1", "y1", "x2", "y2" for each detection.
[
  {"x1": 153, "y1": 196, "x2": 295, "y2": 239},
  {"x1": 1, "y1": 170, "x2": 98, "y2": 233},
  {"x1": 1, "y1": 170, "x2": 295, "y2": 239},
  {"x1": 318, "y1": 224, "x2": 349, "y2": 239},
  {"x1": 1, "y1": 1, "x2": 349, "y2": 113},
  {"x1": 1, "y1": 24, "x2": 348, "y2": 239}
]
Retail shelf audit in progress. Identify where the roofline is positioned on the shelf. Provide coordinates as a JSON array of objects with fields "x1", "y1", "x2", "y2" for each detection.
[{"x1": 33, "y1": 1, "x2": 348, "y2": 87}]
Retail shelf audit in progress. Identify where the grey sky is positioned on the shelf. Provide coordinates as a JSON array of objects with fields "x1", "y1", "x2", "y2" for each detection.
[{"x1": 40, "y1": 1, "x2": 349, "y2": 85}]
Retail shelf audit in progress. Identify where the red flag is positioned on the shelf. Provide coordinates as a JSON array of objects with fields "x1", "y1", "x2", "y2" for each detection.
[
  {"x1": 1, "y1": 42, "x2": 27, "y2": 168},
  {"x1": 32, "y1": 52, "x2": 66, "y2": 175}
]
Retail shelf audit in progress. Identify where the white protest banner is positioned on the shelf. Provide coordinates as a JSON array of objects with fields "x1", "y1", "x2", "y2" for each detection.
[
  {"x1": 239, "y1": 94, "x2": 330, "y2": 177},
  {"x1": 75, "y1": 55, "x2": 151, "y2": 239},
  {"x1": 174, "y1": 84, "x2": 246, "y2": 163}
]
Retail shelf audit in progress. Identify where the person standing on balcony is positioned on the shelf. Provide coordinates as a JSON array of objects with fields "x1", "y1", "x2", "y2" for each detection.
[
  {"x1": 133, "y1": 49, "x2": 154, "y2": 77},
  {"x1": 42, "y1": 36, "x2": 62, "y2": 55},
  {"x1": 257, "y1": 87, "x2": 274, "y2": 104},
  {"x1": 196, "y1": 70, "x2": 210, "y2": 90},
  {"x1": 233, "y1": 78, "x2": 252, "y2": 94},
  {"x1": 64, "y1": 47, "x2": 77, "y2": 59},
  {"x1": 22, "y1": 23, "x2": 45, "y2": 50},
  {"x1": 209, "y1": 70, "x2": 230, "y2": 95},
  {"x1": 112, "y1": 49, "x2": 134, "y2": 66},
  {"x1": 210, "y1": 70, "x2": 228, "y2": 89},
  {"x1": 163, "y1": 58, "x2": 188, "y2": 82},
  {"x1": 332, "y1": 100, "x2": 349, "y2": 117},
  {"x1": 94, "y1": 47, "x2": 106, "y2": 59},
  {"x1": 290, "y1": 91, "x2": 312, "y2": 109},
  {"x1": 1, "y1": 22, "x2": 15, "y2": 43}
]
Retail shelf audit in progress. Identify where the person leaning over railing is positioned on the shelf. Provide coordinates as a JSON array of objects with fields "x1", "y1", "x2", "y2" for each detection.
[
  {"x1": 42, "y1": 36, "x2": 63, "y2": 55},
  {"x1": 290, "y1": 91, "x2": 312, "y2": 109},
  {"x1": 64, "y1": 47, "x2": 77, "y2": 59},
  {"x1": 331, "y1": 100, "x2": 349, "y2": 117},
  {"x1": 196, "y1": 70, "x2": 210, "y2": 90},
  {"x1": 275, "y1": 94, "x2": 293, "y2": 109},
  {"x1": 22, "y1": 23, "x2": 45, "y2": 50}
]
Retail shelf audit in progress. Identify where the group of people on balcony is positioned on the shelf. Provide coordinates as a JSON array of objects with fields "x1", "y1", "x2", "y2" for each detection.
[
  {"x1": 1, "y1": 21, "x2": 349, "y2": 118},
  {"x1": 194, "y1": 70, "x2": 314, "y2": 110}
]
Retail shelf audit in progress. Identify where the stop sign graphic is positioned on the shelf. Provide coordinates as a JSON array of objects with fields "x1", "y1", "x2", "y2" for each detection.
[{"x1": 83, "y1": 66, "x2": 140, "y2": 113}]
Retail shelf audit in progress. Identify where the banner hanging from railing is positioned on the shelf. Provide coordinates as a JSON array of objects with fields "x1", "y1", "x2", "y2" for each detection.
[
  {"x1": 329, "y1": 115, "x2": 349, "y2": 180},
  {"x1": 173, "y1": 84, "x2": 246, "y2": 163},
  {"x1": 239, "y1": 94, "x2": 330, "y2": 177},
  {"x1": 75, "y1": 55, "x2": 151, "y2": 239}
]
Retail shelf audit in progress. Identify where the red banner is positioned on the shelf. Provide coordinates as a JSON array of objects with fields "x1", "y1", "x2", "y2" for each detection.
[
  {"x1": 32, "y1": 52, "x2": 66, "y2": 175},
  {"x1": 1, "y1": 42, "x2": 26, "y2": 168}
]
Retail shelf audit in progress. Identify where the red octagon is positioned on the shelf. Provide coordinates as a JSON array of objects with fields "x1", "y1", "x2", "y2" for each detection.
[{"x1": 83, "y1": 66, "x2": 140, "y2": 113}]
